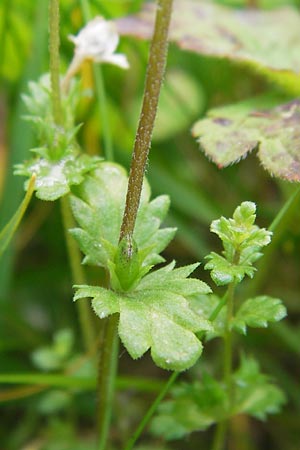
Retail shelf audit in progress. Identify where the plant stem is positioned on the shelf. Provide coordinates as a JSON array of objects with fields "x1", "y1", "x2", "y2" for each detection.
[
  {"x1": 212, "y1": 281, "x2": 235, "y2": 450},
  {"x1": 124, "y1": 291, "x2": 232, "y2": 450},
  {"x1": 49, "y1": 0, "x2": 63, "y2": 126},
  {"x1": 95, "y1": 1, "x2": 173, "y2": 448},
  {"x1": 60, "y1": 196, "x2": 96, "y2": 352},
  {"x1": 97, "y1": 314, "x2": 119, "y2": 450},
  {"x1": 124, "y1": 371, "x2": 179, "y2": 450},
  {"x1": 79, "y1": 0, "x2": 114, "y2": 161},
  {"x1": 119, "y1": 0, "x2": 174, "y2": 241},
  {"x1": 49, "y1": 0, "x2": 96, "y2": 353}
]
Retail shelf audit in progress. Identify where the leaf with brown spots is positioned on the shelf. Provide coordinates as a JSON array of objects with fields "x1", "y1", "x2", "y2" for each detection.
[
  {"x1": 192, "y1": 96, "x2": 300, "y2": 182},
  {"x1": 116, "y1": 1, "x2": 300, "y2": 92}
]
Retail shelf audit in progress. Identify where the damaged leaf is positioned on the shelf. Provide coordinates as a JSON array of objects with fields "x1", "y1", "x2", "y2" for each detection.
[
  {"x1": 116, "y1": 1, "x2": 300, "y2": 91},
  {"x1": 193, "y1": 97, "x2": 300, "y2": 182}
]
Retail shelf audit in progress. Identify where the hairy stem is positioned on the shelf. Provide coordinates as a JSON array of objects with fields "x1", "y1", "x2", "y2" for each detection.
[
  {"x1": 94, "y1": 2, "x2": 173, "y2": 448},
  {"x1": 49, "y1": 0, "x2": 63, "y2": 126},
  {"x1": 49, "y1": 0, "x2": 96, "y2": 353},
  {"x1": 79, "y1": 0, "x2": 114, "y2": 160},
  {"x1": 120, "y1": 0, "x2": 173, "y2": 241},
  {"x1": 60, "y1": 196, "x2": 96, "y2": 352}
]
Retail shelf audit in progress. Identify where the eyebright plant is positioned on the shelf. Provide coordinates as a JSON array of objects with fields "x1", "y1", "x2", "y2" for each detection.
[
  {"x1": 14, "y1": 74, "x2": 102, "y2": 201},
  {"x1": 151, "y1": 202, "x2": 286, "y2": 441},
  {"x1": 72, "y1": 162, "x2": 212, "y2": 371},
  {"x1": 2, "y1": 2, "x2": 289, "y2": 449}
]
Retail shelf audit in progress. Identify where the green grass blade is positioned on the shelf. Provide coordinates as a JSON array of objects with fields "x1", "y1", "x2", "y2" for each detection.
[{"x1": 0, "y1": 174, "x2": 35, "y2": 259}]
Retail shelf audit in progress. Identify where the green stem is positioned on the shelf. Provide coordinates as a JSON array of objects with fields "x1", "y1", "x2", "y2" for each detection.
[
  {"x1": 60, "y1": 196, "x2": 96, "y2": 353},
  {"x1": 79, "y1": 0, "x2": 114, "y2": 160},
  {"x1": 124, "y1": 372, "x2": 178, "y2": 450},
  {"x1": 49, "y1": 0, "x2": 63, "y2": 126},
  {"x1": 120, "y1": 0, "x2": 174, "y2": 241},
  {"x1": 49, "y1": 0, "x2": 95, "y2": 354},
  {"x1": 245, "y1": 184, "x2": 300, "y2": 298},
  {"x1": 212, "y1": 281, "x2": 235, "y2": 450},
  {"x1": 0, "y1": 373, "x2": 164, "y2": 393},
  {"x1": 97, "y1": 314, "x2": 119, "y2": 450},
  {"x1": 223, "y1": 283, "x2": 235, "y2": 400},
  {"x1": 94, "y1": 1, "x2": 173, "y2": 448}
]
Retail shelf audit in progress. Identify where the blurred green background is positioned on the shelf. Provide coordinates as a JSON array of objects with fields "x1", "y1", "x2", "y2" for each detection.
[{"x1": 1, "y1": 0, "x2": 300, "y2": 449}]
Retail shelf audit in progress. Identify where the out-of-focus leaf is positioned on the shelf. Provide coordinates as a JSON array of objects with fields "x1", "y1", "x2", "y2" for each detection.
[
  {"x1": 31, "y1": 329, "x2": 74, "y2": 372},
  {"x1": 193, "y1": 97, "x2": 300, "y2": 182},
  {"x1": 151, "y1": 356, "x2": 286, "y2": 439},
  {"x1": 37, "y1": 390, "x2": 71, "y2": 414},
  {"x1": 151, "y1": 373, "x2": 227, "y2": 439},
  {"x1": 116, "y1": 1, "x2": 300, "y2": 92},
  {"x1": 233, "y1": 356, "x2": 286, "y2": 420}
]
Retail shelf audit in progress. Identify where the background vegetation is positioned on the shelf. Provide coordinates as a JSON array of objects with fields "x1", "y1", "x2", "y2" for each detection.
[{"x1": 1, "y1": 0, "x2": 300, "y2": 449}]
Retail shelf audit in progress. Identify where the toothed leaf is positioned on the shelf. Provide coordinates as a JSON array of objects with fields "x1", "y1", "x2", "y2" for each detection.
[
  {"x1": 232, "y1": 296, "x2": 287, "y2": 334},
  {"x1": 205, "y1": 202, "x2": 271, "y2": 286},
  {"x1": 70, "y1": 162, "x2": 177, "y2": 290},
  {"x1": 193, "y1": 96, "x2": 300, "y2": 181},
  {"x1": 75, "y1": 262, "x2": 211, "y2": 371}
]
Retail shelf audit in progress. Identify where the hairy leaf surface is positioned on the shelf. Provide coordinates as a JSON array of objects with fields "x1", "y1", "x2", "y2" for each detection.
[
  {"x1": 75, "y1": 262, "x2": 211, "y2": 371},
  {"x1": 70, "y1": 162, "x2": 176, "y2": 271},
  {"x1": 205, "y1": 202, "x2": 271, "y2": 285},
  {"x1": 15, "y1": 75, "x2": 102, "y2": 200},
  {"x1": 193, "y1": 97, "x2": 300, "y2": 182},
  {"x1": 232, "y1": 295, "x2": 287, "y2": 334}
]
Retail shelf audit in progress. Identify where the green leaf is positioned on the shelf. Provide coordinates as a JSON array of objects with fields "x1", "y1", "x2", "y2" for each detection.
[
  {"x1": 233, "y1": 356, "x2": 286, "y2": 420},
  {"x1": 31, "y1": 329, "x2": 74, "y2": 371},
  {"x1": 189, "y1": 294, "x2": 226, "y2": 340},
  {"x1": 117, "y1": 2, "x2": 300, "y2": 93},
  {"x1": 193, "y1": 96, "x2": 300, "y2": 182},
  {"x1": 37, "y1": 390, "x2": 71, "y2": 414},
  {"x1": 15, "y1": 153, "x2": 101, "y2": 201},
  {"x1": 75, "y1": 262, "x2": 211, "y2": 371},
  {"x1": 70, "y1": 162, "x2": 176, "y2": 287},
  {"x1": 151, "y1": 357, "x2": 285, "y2": 439},
  {"x1": 151, "y1": 374, "x2": 228, "y2": 439},
  {"x1": 232, "y1": 296, "x2": 287, "y2": 334},
  {"x1": 15, "y1": 74, "x2": 102, "y2": 200},
  {"x1": 0, "y1": 174, "x2": 35, "y2": 258},
  {"x1": 205, "y1": 202, "x2": 271, "y2": 286}
]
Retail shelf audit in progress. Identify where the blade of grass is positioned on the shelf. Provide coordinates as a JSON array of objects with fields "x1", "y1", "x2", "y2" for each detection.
[
  {"x1": 0, "y1": 0, "x2": 48, "y2": 299},
  {"x1": 0, "y1": 174, "x2": 35, "y2": 259}
]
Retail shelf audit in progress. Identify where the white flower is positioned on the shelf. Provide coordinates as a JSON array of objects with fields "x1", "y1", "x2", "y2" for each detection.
[
  {"x1": 69, "y1": 16, "x2": 129, "y2": 69},
  {"x1": 62, "y1": 17, "x2": 129, "y2": 92}
]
